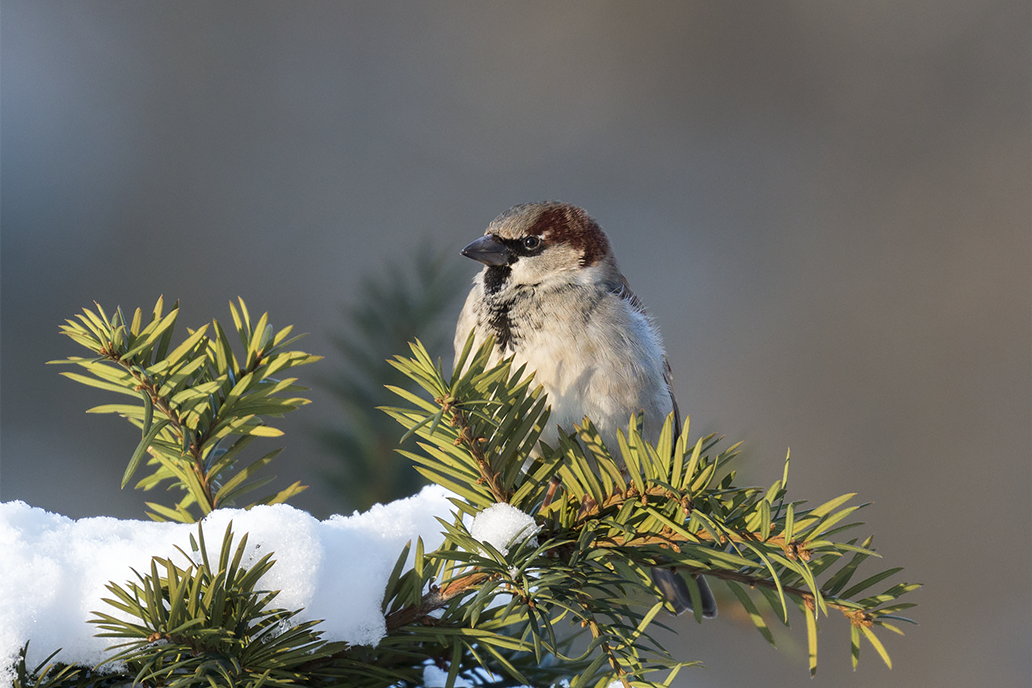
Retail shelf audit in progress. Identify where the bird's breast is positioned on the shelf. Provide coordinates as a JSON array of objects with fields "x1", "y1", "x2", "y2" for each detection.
[
  {"x1": 504, "y1": 297, "x2": 671, "y2": 445},
  {"x1": 458, "y1": 281, "x2": 673, "y2": 449}
]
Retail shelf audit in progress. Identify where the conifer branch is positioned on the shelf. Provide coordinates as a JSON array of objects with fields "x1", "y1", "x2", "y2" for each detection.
[
  {"x1": 50, "y1": 297, "x2": 320, "y2": 521},
  {"x1": 443, "y1": 400, "x2": 510, "y2": 503},
  {"x1": 379, "y1": 335, "x2": 921, "y2": 682}
]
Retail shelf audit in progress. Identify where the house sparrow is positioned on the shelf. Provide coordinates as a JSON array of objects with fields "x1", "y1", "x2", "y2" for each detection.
[{"x1": 454, "y1": 201, "x2": 716, "y2": 618}]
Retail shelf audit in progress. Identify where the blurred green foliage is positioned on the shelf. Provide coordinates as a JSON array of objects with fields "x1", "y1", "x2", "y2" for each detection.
[{"x1": 318, "y1": 243, "x2": 466, "y2": 510}]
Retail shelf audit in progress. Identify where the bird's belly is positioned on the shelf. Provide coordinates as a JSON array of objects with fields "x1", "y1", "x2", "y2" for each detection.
[{"x1": 509, "y1": 335, "x2": 664, "y2": 450}]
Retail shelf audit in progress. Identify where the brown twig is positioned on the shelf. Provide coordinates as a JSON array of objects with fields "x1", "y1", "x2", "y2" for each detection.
[
  {"x1": 107, "y1": 352, "x2": 217, "y2": 509},
  {"x1": 383, "y1": 571, "x2": 495, "y2": 632},
  {"x1": 446, "y1": 404, "x2": 509, "y2": 503}
]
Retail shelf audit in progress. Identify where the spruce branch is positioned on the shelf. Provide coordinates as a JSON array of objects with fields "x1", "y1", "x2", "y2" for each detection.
[
  {"x1": 50, "y1": 297, "x2": 321, "y2": 522},
  {"x1": 88, "y1": 522, "x2": 345, "y2": 688},
  {"x1": 376, "y1": 335, "x2": 920, "y2": 682},
  {"x1": 9, "y1": 642, "x2": 119, "y2": 688}
]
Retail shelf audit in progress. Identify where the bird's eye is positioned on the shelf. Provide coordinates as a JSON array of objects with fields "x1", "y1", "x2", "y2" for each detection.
[{"x1": 522, "y1": 236, "x2": 541, "y2": 251}]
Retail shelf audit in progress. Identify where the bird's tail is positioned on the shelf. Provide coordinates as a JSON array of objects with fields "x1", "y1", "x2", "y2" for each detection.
[{"x1": 650, "y1": 567, "x2": 718, "y2": 618}]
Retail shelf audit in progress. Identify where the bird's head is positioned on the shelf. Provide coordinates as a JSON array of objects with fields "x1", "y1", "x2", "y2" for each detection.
[{"x1": 461, "y1": 202, "x2": 616, "y2": 293}]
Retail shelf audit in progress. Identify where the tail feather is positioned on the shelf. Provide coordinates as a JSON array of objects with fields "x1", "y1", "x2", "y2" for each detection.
[{"x1": 650, "y1": 567, "x2": 718, "y2": 618}]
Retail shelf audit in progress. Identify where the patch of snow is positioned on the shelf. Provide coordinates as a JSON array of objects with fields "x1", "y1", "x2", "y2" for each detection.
[
  {"x1": 469, "y1": 503, "x2": 538, "y2": 557},
  {"x1": 0, "y1": 485, "x2": 454, "y2": 685}
]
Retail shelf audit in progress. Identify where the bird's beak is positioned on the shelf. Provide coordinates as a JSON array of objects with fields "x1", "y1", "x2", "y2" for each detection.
[{"x1": 461, "y1": 234, "x2": 511, "y2": 266}]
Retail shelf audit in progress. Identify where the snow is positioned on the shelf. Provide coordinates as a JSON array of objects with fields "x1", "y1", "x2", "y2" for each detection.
[
  {"x1": 423, "y1": 663, "x2": 473, "y2": 687},
  {"x1": 469, "y1": 503, "x2": 538, "y2": 557},
  {"x1": 0, "y1": 485, "x2": 454, "y2": 685}
]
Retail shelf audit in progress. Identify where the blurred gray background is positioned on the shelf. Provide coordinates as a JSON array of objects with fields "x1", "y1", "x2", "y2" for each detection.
[{"x1": 2, "y1": 1, "x2": 1029, "y2": 686}]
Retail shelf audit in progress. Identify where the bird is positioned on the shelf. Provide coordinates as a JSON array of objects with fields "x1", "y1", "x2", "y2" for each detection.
[{"x1": 454, "y1": 201, "x2": 716, "y2": 618}]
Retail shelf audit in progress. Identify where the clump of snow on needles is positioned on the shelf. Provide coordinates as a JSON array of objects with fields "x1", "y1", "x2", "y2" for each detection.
[
  {"x1": 469, "y1": 503, "x2": 538, "y2": 557},
  {"x1": 0, "y1": 485, "x2": 453, "y2": 686}
]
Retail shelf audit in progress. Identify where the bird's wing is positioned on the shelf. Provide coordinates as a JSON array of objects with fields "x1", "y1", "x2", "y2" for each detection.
[
  {"x1": 664, "y1": 356, "x2": 681, "y2": 443},
  {"x1": 609, "y1": 274, "x2": 681, "y2": 441}
]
